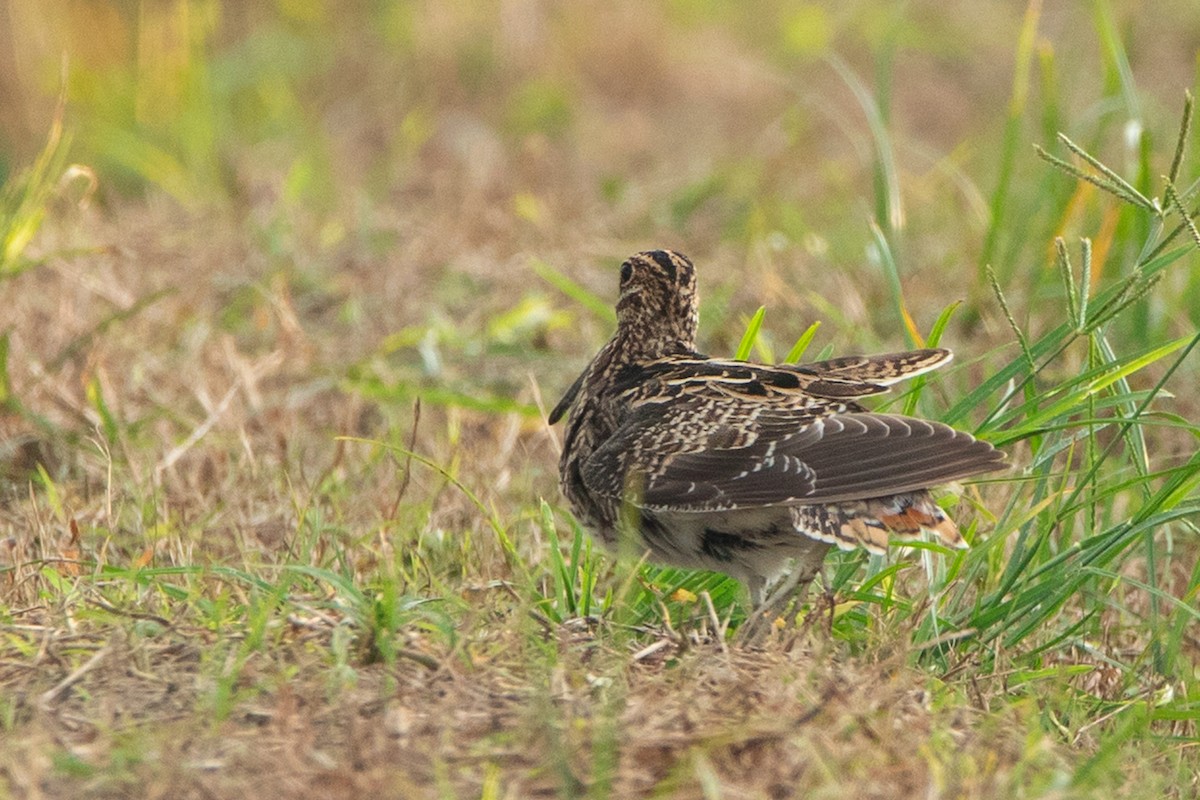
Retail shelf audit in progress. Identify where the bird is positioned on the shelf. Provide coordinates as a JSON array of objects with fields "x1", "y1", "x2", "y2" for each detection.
[{"x1": 548, "y1": 250, "x2": 1006, "y2": 611}]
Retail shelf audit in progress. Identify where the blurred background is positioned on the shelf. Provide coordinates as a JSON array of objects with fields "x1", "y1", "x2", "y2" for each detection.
[
  {"x1": 5, "y1": 1, "x2": 1199, "y2": 282},
  {"x1": 3, "y1": 0, "x2": 1200, "y2": 497}
]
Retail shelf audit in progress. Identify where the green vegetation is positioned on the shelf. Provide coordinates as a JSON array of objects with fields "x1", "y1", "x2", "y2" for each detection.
[{"x1": 1, "y1": 1, "x2": 1198, "y2": 797}]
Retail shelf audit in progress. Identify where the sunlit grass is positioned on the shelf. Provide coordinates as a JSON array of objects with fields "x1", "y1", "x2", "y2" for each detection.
[{"x1": 1, "y1": 1, "x2": 1198, "y2": 798}]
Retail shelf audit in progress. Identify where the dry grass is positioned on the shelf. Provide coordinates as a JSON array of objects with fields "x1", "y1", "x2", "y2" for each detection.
[
  {"x1": 2, "y1": 1, "x2": 1200, "y2": 797},
  {"x1": 0, "y1": 628, "x2": 1074, "y2": 800}
]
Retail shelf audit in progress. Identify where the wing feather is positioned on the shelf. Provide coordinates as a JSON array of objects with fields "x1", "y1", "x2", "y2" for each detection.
[
  {"x1": 802, "y1": 348, "x2": 953, "y2": 385},
  {"x1": 581, "y1": 399, "x2": 1005, "y2": 512}
]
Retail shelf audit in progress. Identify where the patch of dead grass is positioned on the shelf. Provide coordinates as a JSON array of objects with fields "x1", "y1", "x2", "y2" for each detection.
[{"x1": 2, "y1": 612, "x2": 1070, "y2": 800}]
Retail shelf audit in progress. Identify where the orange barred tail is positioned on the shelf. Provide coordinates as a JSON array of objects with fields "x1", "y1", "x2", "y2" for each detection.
[{"x1": 791, "y1": 491, "x2": 966, "y2": 555}]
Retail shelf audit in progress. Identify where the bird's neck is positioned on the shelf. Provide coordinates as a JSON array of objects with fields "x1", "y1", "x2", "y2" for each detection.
[{"x1": 606, "y1": 321, "x2": 696, "y2": 365}]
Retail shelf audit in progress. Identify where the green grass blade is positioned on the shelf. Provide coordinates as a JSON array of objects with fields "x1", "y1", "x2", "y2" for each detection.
[
  {"x1": 979, "y1": 0, "x2": 1042, "y2": 280},
  {"x1": 784, "y1": 321, "x2": 822, "y2": 363},
  {"x1": 531, "y1": 257, "x2": 616, "y2": 323},
  {"x1": 735, "y1": 306, "x2": 766, "y2": 360}
]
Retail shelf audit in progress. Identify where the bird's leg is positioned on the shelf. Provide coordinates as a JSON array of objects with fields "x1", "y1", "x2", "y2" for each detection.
[
  {"x1": 737, "y1": 561, "x2": 821, "y2": 643},
  {"x1": 736, "y1": 539, "x2": 833, "y2": 642},
  {"x1": 759, "y1": 562, "x2": 816, "y2": 614},
  {"x1": 747, "y1": 576, "x2": 766, "y2": 609}
]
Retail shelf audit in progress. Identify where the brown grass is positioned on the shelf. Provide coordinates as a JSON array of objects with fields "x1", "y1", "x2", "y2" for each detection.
[
  {"x1": 2, "y1": 605, "x2": 1068, "y2": 799},
  {"x1": 3, "y1": 1, "x2": 1200, "y2": 797}
]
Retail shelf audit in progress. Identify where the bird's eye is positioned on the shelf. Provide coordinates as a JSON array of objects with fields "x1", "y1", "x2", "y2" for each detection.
[{"x1": 619, "y1": 263, "x2": 633, "y2": 284}]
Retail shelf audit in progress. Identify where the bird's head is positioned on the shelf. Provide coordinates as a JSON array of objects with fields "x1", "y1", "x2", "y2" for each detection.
[{"x1": 615, "y1": 250, "x2": 699, "y2": 351}]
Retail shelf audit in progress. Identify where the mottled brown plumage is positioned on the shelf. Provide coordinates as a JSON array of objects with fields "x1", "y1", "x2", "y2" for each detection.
[{"x1": 550, "y1": 250, "x2": 1006, "y2": 606}]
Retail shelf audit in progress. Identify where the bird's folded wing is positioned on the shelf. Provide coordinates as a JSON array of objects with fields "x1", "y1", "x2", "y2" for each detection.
[
  {"x1": 580, "y1": 401, "x2": 1005, "y2": 512},
  {"x1": 802, "y1": 348, "x2": 953, "y2": 386}
]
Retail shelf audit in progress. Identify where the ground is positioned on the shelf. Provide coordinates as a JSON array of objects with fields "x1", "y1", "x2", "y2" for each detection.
[{"x1": 1, "y1": 2, "x2": 1199, "y2": 798}]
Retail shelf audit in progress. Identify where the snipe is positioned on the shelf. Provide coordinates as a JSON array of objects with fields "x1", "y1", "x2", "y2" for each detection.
[{"x1": 549, "y1": 250, "x2": 1005, "y2": 610}]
